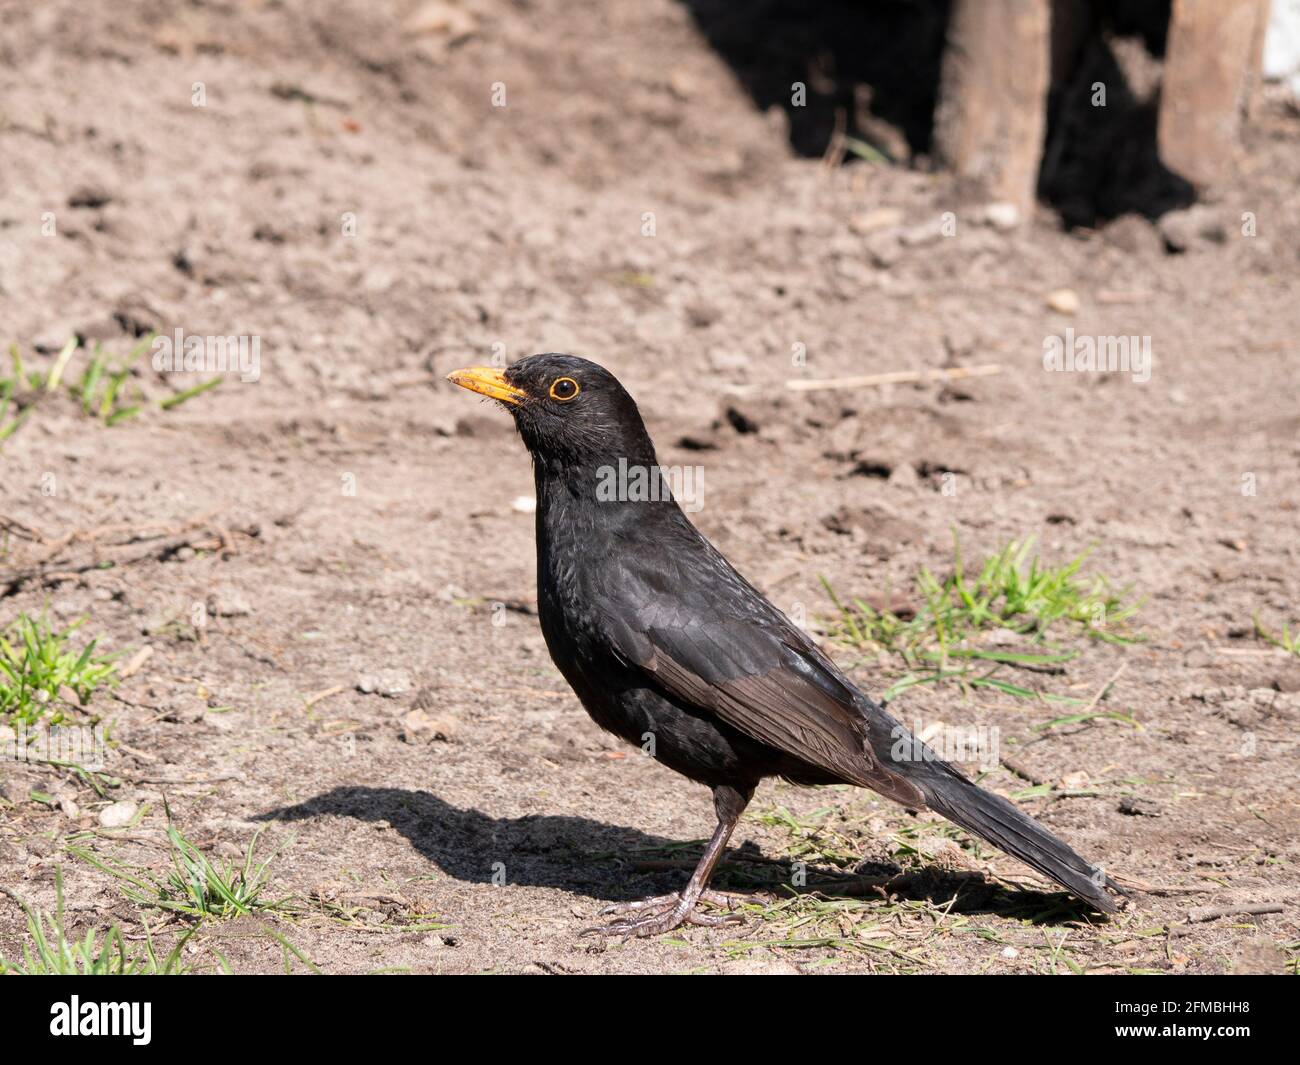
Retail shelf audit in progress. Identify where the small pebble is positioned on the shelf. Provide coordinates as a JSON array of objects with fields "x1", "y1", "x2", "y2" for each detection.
[
  {"x1": 980, "y1": 202, "x2": 1021, "y2": 231},
  {"x1": 357, "y1": 669, "x2": 412, "y2": 697},
  {"x1": 1046, "y1": 288, "x2": 1080, "y2": 315},
  {"x1": 98, "y1": 799, "x2": 138, "y2": 828}
]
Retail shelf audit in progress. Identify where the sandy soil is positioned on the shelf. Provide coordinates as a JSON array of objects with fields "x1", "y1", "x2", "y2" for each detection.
[{"x1": 0, "y1": 0, "x2": 1297, "y2": 974}]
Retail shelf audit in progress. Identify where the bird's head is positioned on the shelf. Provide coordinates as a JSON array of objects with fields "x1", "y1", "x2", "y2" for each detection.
[{"x1": 446, "y1": 353, "x2": 657, "y2": 474}]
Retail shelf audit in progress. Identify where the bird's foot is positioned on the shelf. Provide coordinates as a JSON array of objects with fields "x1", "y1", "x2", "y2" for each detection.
[{"x1": 581, "y1": 889, "x2": 756, "y2": 939}]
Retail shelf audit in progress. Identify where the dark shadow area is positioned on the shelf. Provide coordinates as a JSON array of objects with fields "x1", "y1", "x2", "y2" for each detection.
[
  {"x1": 679, "y1": 0, "x2": 952, "y2": 161},
  {"x1": 257, "y1": 785, "x2": 1098, "y2": 921},
  {"x1": 1040, "y1": 0, "x2": 1195, "y2": 226},
  {"x1": 679, "y1": 0, "x2": 1196, "y2": 224}
]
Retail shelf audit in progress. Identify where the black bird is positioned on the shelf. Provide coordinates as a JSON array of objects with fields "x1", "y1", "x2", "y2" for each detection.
[{"x1": 448, "y1": 354, "x2": 1127, "y2": 936}]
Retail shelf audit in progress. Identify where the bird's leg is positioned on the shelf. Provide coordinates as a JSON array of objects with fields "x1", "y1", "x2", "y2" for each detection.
[{"x1": 583, "y1": 784, "x2": 755, "y2": 939}]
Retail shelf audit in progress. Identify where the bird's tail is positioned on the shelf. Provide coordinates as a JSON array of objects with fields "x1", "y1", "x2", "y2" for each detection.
[{"x1": 910, "y1": 759, "x2": 1128, "y2": 913}]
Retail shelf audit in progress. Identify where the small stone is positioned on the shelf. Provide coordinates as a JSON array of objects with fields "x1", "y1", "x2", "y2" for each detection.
[
  {"x1": 979, "y1": 202, "x2": 1021, "y2": 231},
  {"x1": 1046, "y1": 288, "x2": 1080, "y2": 315},
  {"x1": 207, "y1": 585, "x2": 252, "y2": 617},
  {"x1": 1118, "y1": 796, "x2": 1162, "y2": 817},
  {"x1": 357, "y1": 670, "x2": 412, "y2": 698},
  {"x1": 401, "y1": 708, "x2": 456, "y2": 743},
  {"x1": 667, "y1": 69, "x2": 695, "y2": 100},
  {"x1": 1001, "y1": 947, "x2": 1019, "y2": 960},
  {"x1": 98, "y1": 800, "x2": 138, "y2": 828},
  {"x1": 1058, "y1": 770, "x2": 1090, "y2": 790}
]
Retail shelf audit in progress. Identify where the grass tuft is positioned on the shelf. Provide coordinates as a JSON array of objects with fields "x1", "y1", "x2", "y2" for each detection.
[
  {"x1": 73, "y1": 808, "x2": 294, "y2": 922},
  {"x1": 0, "y1": 870, "x2": 195, "y2": 975},
  {"x1": 0, "y1": 612, "x2": 118, "y2": 725},
  {"x1": 1254, "y1": 614, "x2": 1300, "y2": 657},
  {"x1": 1, "y1": 336, "x2": 221, "y2": 445},
  {"x1": 821, "y1": 534, "x2": 1141, "y2": 703}
]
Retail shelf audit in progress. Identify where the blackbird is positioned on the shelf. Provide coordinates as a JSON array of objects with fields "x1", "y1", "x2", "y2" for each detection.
[{"x1": 448, "y1": 353, "x2": 1127, "y2": 936}]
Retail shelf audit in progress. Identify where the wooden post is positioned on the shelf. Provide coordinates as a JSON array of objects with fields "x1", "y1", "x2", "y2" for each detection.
[
  {"x1": 932, "y1": 0, "x2": 1052, "y2": 215},
  {"x1": 1157, "y1": 0, "x2": 1270, "y2": 189}
]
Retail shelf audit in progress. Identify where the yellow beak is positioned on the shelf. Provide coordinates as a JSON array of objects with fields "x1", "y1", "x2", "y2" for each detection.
[{"x1": 445, "y1": 366, "x2": 526, "y2": 406}]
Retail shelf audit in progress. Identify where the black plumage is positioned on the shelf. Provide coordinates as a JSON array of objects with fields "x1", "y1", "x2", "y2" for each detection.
[{"x1": 448, "y1": 353, "x2": 1127, "y2": 935}]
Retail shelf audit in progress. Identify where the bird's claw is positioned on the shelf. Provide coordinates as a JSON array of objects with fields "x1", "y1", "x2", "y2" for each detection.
[
  {"x1": 581, "y1": 889, "x2": 755, "y2": 939},
  {"x1": 597, "y1": 888, "x2": 756, "y2": 916}
]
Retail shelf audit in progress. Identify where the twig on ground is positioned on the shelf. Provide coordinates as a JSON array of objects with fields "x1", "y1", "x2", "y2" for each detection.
[
  {"x1": 121, "y1": 773, "x2": 239, "y2": 786},
  {"x1": 115, "y1": 742, "x2": 159, "y2": 763},
  {"x1": 1185, "y1": 902, "x2": 1284, "y2": 923},
  {"x1": 1000, "y1": 756, "x2": 1048, "y2": 787},
  {"x1": 118, "y1": 646, "x2": 154, "y2": 679},
  {"x1": 303, "y1": 685, "x2": 345, "y2": 710},
  {"x1": 1, "y1": 514, "x2": 258, "y2": 596},
  {"x1": 787, "y1": 364, "x2": 1002, "y2": 393}
]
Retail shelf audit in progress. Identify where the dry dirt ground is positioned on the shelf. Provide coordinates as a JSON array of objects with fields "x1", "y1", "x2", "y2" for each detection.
[{"x1": 0, "y1": 0, "x2": 1297, "y2": 974}]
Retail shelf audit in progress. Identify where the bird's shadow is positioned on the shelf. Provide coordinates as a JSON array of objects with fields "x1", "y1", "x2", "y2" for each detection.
[{"x1": 256, "y1": 786, "x2": 1093, "y2": 924}]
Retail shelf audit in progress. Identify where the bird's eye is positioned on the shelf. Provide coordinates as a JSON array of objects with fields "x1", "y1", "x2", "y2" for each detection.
[{"x1": 549, "y1": 377, "x2": 580, "y2": 402}]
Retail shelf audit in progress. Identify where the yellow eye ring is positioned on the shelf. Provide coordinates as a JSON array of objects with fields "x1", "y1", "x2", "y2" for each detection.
[{"x1": 549, "y1": 377, "x2": 580, "y2": 401}]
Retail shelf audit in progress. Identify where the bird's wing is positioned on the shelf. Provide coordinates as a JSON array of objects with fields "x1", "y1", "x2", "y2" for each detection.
[{"x1": 599, "y1": 557, "x2": 925, "y2": 806}]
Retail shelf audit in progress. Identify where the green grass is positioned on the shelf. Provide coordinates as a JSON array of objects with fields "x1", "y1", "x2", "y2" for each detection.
[
  {"x1": 1, "y1": 336, "x2": 221, "y2": 444},
  {"x1": 69, "y1": 814, "x2": 321, "y2": 972},
  {"x1": 821, "y1": 534, "x2": 1141, "y2": 703},
  {"x1": 72, "y1": 341, "x2": 149, "y2": 425},
  {"x1": 0, "y1": 612, "x2": 118, "y2": 725},
  {"x1": 73, "y1": 814, "x2": 293, "y2": 921},
  {"x1": 1254, "y1": 614, "x2": 1300, "y2": 657},
  {"x1": 0, "y1": 871, "x2": 195, "y2": 974}
]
